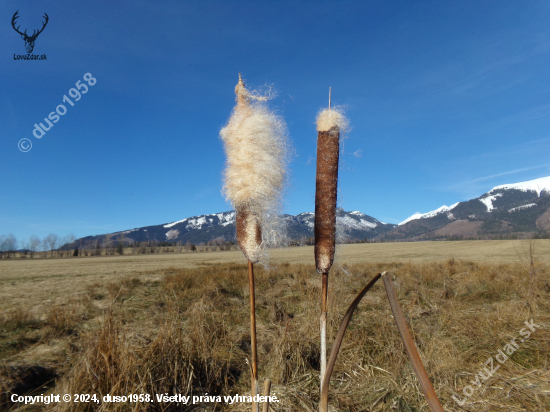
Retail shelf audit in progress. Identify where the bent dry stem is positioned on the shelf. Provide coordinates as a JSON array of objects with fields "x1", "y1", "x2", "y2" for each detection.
[
  {"x1": 320, "y1": 272, "x2": 444, "y2": 412},
  {"x1": 382, "y1": 272, "x2": 443, "y2": 412}
]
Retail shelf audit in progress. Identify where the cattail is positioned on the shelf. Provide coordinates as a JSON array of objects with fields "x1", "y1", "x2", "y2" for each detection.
[
  {"x1": 220, "y1": 74, "x2": 287, "y2": 262},
  {"x1": 314, "y1": 91, "x2": 348, "y2": 396},
  {"x1": 315, "y1": 104, "x2": 348, "y2": 274},
  {"x1": 220, "y1": 74, "x2": 287, "y2": 411}
]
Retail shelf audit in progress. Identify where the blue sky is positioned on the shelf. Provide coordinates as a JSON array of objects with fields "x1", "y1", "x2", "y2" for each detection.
[{"x1": 2, "y1": 0, "x2": 550, "y2": 241}]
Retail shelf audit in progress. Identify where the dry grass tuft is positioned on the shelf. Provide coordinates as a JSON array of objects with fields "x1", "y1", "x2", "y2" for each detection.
[
  {"x1": 1, "y1": 307, "x2": 36, "y2": 331},
  {"x1": 44, "y1": 302, "x2": 88, "y2": 337}
]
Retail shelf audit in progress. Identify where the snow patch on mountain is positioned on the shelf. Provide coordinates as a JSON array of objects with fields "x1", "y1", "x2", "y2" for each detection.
[
  {"x1": 479, "y1": 193, "x2": 502, "y2": 212},
  {"x1": 165, "y1": 229, "x2": 179, "y2": 240},
  {"x1": 164, "y1": 211, "x2": 236, "y2": 230},
  {"x1": 489, "y1": 176, "x2": 550, "y2": 197},
  {"x1": 337, "y1": 216, "x2": 377, "y2": 230},
  {"x1": 509, "y1": 203, "x2": 537, "y2": 212},
  {"x1": 399, "y1": 202, "x2": 459, "y2": 226},
  {"x1": 361, "y1": 219, "x2": 377, "y2": 228},
  {"x1": 186, "y1": 216, "x2": 207, "y2": 229},
  {"x1": 164, "y1": 219, "x2": 187, "y2": 229},
  {"x1": 221, "y1": 211, "x2": 236, "y2": 223}
]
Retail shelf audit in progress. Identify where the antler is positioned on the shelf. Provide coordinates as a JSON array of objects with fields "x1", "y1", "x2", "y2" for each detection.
[
  {"x1": 32, "y1": 13, "x2": 49, "y2": 38},
  {"x1": 11, "y1": 11, "x2": 49, "y2": 39},
  {"x1": 11, "y1": 11, "x2": 26, "y2": 36}
]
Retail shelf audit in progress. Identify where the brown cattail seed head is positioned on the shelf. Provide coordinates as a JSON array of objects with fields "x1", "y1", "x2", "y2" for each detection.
[
  {"x1": 314, "y1": 107, "x2": 348, "y2": 274},
  {"x1": 314, "y1": 129, "x2": 340, "y2": 273},
  {"x1": 236, "y1": 209, "x2": 262, "y2": 263}
]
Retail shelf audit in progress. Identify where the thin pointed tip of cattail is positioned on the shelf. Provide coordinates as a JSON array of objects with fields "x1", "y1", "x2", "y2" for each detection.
[{"x1": 235, "y1": 73, "x2": 248, "y2": 105}]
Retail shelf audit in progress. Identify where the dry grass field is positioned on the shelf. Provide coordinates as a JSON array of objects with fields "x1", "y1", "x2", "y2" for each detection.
[{"x1": 1, "y1": 240, "x2": 549, "y2": 411}]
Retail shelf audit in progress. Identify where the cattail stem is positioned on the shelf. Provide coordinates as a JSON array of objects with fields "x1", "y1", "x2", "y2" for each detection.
[
  {"x1": 261, "y1": 379, "x2": 271, "y2": 412},
  {"x1": 248, "y1": 260, "x2": 259, "y2": 412},
  {"x1": 320, "y1": 272, "x2": 328, "y2": 388},
  {"x1": 320, "y1": 273, "x2": 382, "y2": 412}
]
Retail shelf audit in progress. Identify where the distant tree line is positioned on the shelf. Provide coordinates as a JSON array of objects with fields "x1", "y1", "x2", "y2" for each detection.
[
  {"x1": 0, "y1": 233, "x2": 77, "y2": 259},
  {"x1": 2, "y1": 230, "x2": 548, "y2": 259},
  {"x1": 0, "y1": 233, "x2": 238, "y2": 259}
]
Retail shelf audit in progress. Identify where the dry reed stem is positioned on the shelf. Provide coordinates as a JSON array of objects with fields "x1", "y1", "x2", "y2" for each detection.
[
  {"x1": 262, "y1": 379, "x2": 271, "y2": 412},
  {"x1": 382, "y1": 272, "x2": 444, "y2": 411},
  {"x1": 320, "y1": 273, "x2": 328, "y2": 389},
  {"x1": 320, "y1": 272, "x2": 382, "y2": 412},
  {"x1": 248, "y1": 260, "x2": 259, "y2": 412}
]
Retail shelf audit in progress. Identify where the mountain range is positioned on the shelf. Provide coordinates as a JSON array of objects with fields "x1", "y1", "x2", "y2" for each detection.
[
  {"x1": 76, "y1": 176, "x2": 550, "y2": 247},
  {"x1": 77, "y1": 209, "x2": 395, "y2": 247},
  {"x1": 386, "y1": 176, "x2": 550, "y2": 240}
]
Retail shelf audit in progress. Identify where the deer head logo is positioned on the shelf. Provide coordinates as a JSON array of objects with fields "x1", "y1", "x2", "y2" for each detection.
[{"x1": 12, "y1": 11, "x2": 49, "y2": 53}]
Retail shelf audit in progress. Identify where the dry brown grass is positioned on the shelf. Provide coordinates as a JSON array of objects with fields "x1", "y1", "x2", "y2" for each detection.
[
  {"x1": 1, "y1": 245, "x2": 549, "y2": 411},
  {"x1": 2, "y1": 240, "x2": 549, "y2": 315}
]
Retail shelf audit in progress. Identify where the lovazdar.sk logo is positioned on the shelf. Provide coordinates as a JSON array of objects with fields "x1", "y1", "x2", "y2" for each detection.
[{"x1": 12, "y1": 10, "x2": 48, "y2": 60}]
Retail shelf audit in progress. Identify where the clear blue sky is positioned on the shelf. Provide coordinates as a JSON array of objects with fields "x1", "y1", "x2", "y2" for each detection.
[{"x1": 2, "y1": 0, "x2": 550, "y2": 241}]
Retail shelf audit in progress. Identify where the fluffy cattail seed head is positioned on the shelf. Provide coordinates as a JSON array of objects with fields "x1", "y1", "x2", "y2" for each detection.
[{"x1": 220, "y1": 74, "x2": 288, "y2": 262}]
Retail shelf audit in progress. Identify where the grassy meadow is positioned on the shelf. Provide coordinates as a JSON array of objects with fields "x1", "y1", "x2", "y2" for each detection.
[{"x1": 0, "y1": 241, "x2": 549, "y2": 411}]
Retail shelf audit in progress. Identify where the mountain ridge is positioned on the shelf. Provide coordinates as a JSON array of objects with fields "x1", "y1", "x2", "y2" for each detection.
[
  {"x1": 386, "y1": 176, "x2": 550, "y2": 240},
  {"x1": 76, "y1": 208, "x2": 396, "y2": 247},
  {"x1": 74, "y1": 176, "x2": 550, "y2": 248}
]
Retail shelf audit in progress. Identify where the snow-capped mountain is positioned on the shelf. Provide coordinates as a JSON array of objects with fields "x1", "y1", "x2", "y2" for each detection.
[
  {"x1": 284, "y1": 209, "x2": 394, "y2": 240},
  {"x1": 387, "y1": 176, "x2": 550, "y2": 240},
  {"x1": 399, "y1": 203, "x2": 459, "y2": 226},
  {"x1": 74, "y1": 176, "x2": 550, "y2": 247},
  {"x1": 76, "y1": 209, "x2": 396, "y2": 247},
  {"x1": 489, "y1": 176, "x2": 550, "y2": 197}
]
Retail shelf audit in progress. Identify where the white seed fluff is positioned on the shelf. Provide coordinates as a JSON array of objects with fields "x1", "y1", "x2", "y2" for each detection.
[
  {"x1": 316, "y1": 107, "x2": 349, "y2": 132},
  {"x1": 220, "y1": 77, "x2": 289, "y2": 260}
]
